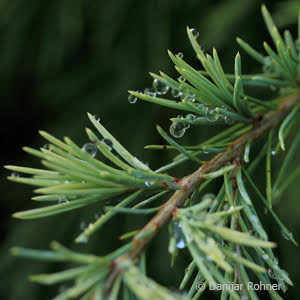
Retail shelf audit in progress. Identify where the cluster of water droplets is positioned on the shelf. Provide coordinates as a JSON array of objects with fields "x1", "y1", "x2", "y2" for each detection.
[
  {"x1": 261, "y1": 253, "x2": 288, "y2": 285},
  {"x1": 128, "y1": 79, "x2": 170, "y2": 104}
]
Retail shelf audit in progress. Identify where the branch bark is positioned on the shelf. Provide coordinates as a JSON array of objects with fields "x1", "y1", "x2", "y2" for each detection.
[{"x1": 104, "y1": 92, "x2": 300, "y2": 296}]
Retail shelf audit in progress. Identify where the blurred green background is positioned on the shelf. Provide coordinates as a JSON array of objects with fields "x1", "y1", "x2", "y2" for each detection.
[{"x1": 1, "y1": 0, "x2": 299, "y2": 299}]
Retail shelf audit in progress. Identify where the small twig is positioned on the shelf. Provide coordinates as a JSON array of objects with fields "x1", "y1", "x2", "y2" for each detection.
[{"x1": 103, "y1": 92, "x2": 300, "y2": 297}]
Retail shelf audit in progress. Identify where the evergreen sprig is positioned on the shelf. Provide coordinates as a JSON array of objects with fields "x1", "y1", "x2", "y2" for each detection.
[{"x1": 7, "y1": 5, "x2": 300, "y2": 300}]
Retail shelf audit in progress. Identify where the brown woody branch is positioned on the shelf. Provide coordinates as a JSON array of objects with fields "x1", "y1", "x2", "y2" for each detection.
[{"x1": 104, "y1": 92, "x2": 300, "y2": 297}]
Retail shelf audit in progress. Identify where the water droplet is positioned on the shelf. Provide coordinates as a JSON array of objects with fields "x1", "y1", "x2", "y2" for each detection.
[
  {"x1": 271, "y1": 148, "x2": 276, "y2": 156},
  {"x1": 190, "y1": 28, "x2": 199, "y2": 39},
  {"x1": 80, "y1": 221, "x2": 88, "y2": 230},
  {"x1": 77, "y1": 235, "x2": 89, "y2": 244},
  {"x1": 178, "y1": 76, "x2": 186, "y2": 82},
  {"x1": 11, "y1": 172, "x2": 20, "y2": 178},
  {"x1": 82, "y1": 143, "x2": 97, "y2": 157},
  {"x1": 177, "y1": 52, "x2": 184, "y2": 59},
  {"x1": 153, "y1": 79, "x2": 169, "y2": 95},
  {"x1": 102, "y1": 138, "x2": 113, "y2": 150},
  {"x1": 263, "y1": 56, "x2": 273, "y2": 73},
  {"x1": 174, "y1": 222, "x2": 186, "y2": 249},
  {"x1": 186, "y1": 114, "x2": 196, "y2": 122},
  {"x1": 43, "y1": 144, "x2": 51, "y2": 150},
  {"x1": 145, "y1": 181, "x2": 152, "y2": 188},
  {"x1": 262, "y1": 254, "x2": 269, "y2": 261},
  {"x1": 58, "y1": 196, "x2": 69, "y2": 204},
  {"x1": 94, "y1": 212, "x2": 102, "y2": 220},
  {"x1": 171, "y1": 88, "x2": 181, "y2": 98},
  {"x1": 170, "y1": 122, "x2": 186, "y2": 138},
  {"x1": 184, "y1": 93, "x2": 195, "y2": 102},
  {"x1": 268, "y1": 268, "x2": 276, "y2": 279},
  {"x1": 205, "y1": 107, "x2": 219, "y2": 122},
  {"x1": 206, "y1": 255, "x2": 212, "y2": 261},
  {"x1": 228, "y1": 205, "x2": 235, "y2": 212},
  {"x1": 183, "y1": 114, "x2": 195, "y2": 129},
  {"x1": 281, "y1": 229, "x2": 292, "y2": 241},
  {"x1": 144, "y1": 88, "x2": 156, "y2": 98},
  {"x1": 93, "y1": 114, "x2": 101, "y2": 122},
  {"x1": 58, "y1": 285, "x2": 68, "y2": 293},
  {"x1": 128, "y1": 94, "x2": 137, "y2": 104}
]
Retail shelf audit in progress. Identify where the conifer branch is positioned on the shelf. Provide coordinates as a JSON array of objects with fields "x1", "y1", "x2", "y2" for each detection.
[{"x1": 105, "y1": 91, "x2": 300, "y2": 295}]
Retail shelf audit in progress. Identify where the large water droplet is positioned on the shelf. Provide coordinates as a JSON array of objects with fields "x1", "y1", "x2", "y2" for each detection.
[
  {"x1": 170, "y1": 122, "x2": 186, "y2": 138},
  {"x1": 153, "y1": 79, "x2": 169, "y2": 95},
  {"x1": 190, "y1": 28, "x2": 199, "y2": 39},
  {"x1": 128, "y1": 94, "x2": 137, "y2": 104},
  {"x1": 82, "y1": 143, "x2": 97, "y2": 157},
  {"x1": 205, "y1": 107, "x2": 219, "y2": 122},
  {"x1": 171, "y1": 88, "x2": 181, "y2": 98}
]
